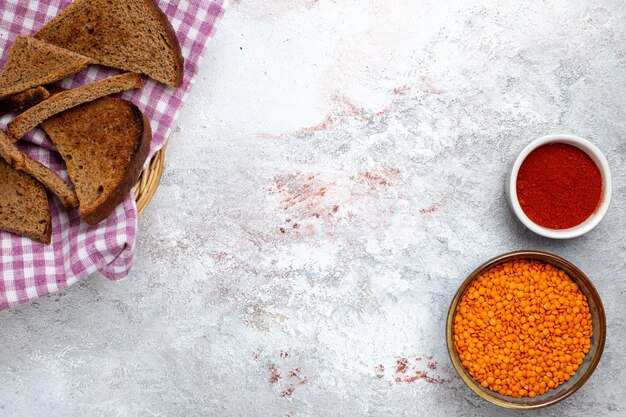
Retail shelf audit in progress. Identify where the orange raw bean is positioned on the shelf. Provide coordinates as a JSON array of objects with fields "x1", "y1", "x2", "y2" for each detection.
[{"x1": 454, "y1": 260, "x2": 592, "y2": 398}]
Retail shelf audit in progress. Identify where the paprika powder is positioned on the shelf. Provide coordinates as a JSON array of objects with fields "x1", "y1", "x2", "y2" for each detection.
[{"x1": 516, "y1": 143, "x2": 602, "y2": 229}]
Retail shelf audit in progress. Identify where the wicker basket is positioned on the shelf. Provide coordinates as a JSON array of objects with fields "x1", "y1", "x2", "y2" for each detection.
[{"x1": 132, "y1": 143, "x2": 166, "y2": 215}]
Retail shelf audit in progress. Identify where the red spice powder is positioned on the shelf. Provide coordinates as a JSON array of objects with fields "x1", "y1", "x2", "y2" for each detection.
[
  {"x1": 281, "y1": 376, "x2": 308, "y2": 397},
  {"x1": 516, "y1": 143, "x2": 602, "y2": 229},
  {"x1": 395, "y1": 370, "x2": 448, "y2": 385},
  {"x1": 268, "y1": 363, "x2": 281, "y2": 384},
  {"x1": 395, "y1": 358, "x2": 409, "y2": 374}
]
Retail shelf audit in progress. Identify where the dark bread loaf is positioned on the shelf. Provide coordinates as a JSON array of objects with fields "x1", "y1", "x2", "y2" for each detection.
[
  {"x1": 35, "y1": 0, "x2": 184, "y2": 87},
  {"x1": 0, "y1": 35, "x2": 92, "y2": 100},
  {"x1": 8, "y1": 73, "x2": 143, "y2": 139},
  {"x1": 0, "y1": 158, "x2": 51, "y2": 244},
  {"x1": 0, "y1": 129, "x2": 78, "y2": 208},
  {"x1": 42, "y1": 97, "x2": 152, "y2": 224}
]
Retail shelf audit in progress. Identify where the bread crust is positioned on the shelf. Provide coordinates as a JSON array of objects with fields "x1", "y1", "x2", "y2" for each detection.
[
  {"x1": 82, "y1": 104, "x2": 152, "y2": 224},
  {"x1": 41, "y1": 211, "x2": 52, "y2": 244},
  {"x1": 143, "y1": 0, "x2": 184, "y2": 87}
]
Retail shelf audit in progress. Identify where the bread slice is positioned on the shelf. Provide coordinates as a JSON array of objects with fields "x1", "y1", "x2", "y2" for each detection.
[
  {"x1": 8, "y1": 73, "x2": 143, "y2": 140},
  {"x1": 42, "y1": 97, "x2": 151, "y2": 224},
  {"x1": 0, "y1": 35, "x2": 92, "y2": 100},
  {"x1": 35, "y1": 0, "x2": 183, "y2": 87},
  {"x1": 0, "y1": 130, "x2": 78, "y2": 208},
  {"x1": 0, "y1": 86, "x2": 50, "y2": 113},
  {"x1": 0, "y1": 158, "x2": 51, "y2": 244}
]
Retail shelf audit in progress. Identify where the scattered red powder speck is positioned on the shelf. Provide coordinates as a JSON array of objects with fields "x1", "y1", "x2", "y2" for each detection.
[
  {"x1": 300, "y1": 114, "x2": 335, "y2": 133},
  {"x1": 391, "y1": 76, "x2": 440, "y2": 97},
  {"x1": 379, "y1": 356, "x2": 449, "y2": 385},
  {"x1": 396, "y1": 371, "x2": 448, "y2": 385},
  {"x1": 273, "y1": 172, "x2": 336, "y2": 217},
  {"x1": 392, "y1": 84, "x2": 411, "y2": 95},
  {"x1": 213, "y1": 251, "x2": 228, "y2": 261},
  {"x1": 359, "y1": 168, "x2": 401, "y2": 188},
  {"x1": 375, "y1": 364, "x2": 385, "y2": 378},
  {"x1": 361, "y1": 172, "x2": 392, "y2": 186},
  {"x1": 288, "y1": 368, "x2": 300, "y2": 378},
  {"x1": 395, "y1": 358, "x2": 409, "y2": 374},
  {"x1": 268, "y1": 167, "x2": 400, "y2": 239},
  {"x1": 279, "y1": 351, "x2": 289, "y2": 358},
  {"x1": 420, "y1": 204, "x2": 438, "y2": 214},
  {"x1": 281, "y1": 377, "x2": 308, "y2": 397},
  {"x1": 335, "y1": 96, "x2": 367, "y2": 119},
  {"x1": 268, "y1": 363, "x2": 281, "y2": 384}
]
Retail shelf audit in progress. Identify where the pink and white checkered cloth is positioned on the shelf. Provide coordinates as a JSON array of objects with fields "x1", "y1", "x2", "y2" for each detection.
[{"x1": 0, "y1": 0, "x2": 224, "y2": 310}]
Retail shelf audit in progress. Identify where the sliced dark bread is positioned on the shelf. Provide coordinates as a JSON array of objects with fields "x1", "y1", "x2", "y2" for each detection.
[
  {"x1": 0, "y1": 35, "x2": 92, "y2": 100},
  {"x1": 0, "y1": 86, "x2": 50, "y2": 113},
  {"x1": 42, "y1": 97, "x2": 151, "y2": 224},
  {"x1": 0, "y1": 129, "x2": 78, "y2": 208},
  {"x1": 35, "y1": 0, "x2": 183, "y2": 87},
  {"x1": 0, "y1": 158, "x2": 51, "y2": 244},
  {"x1": 8, "y1": 73, "x2": 143, "y2": 140}
]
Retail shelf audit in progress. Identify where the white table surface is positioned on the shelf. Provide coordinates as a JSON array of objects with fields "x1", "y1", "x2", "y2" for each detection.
[{"x1": 1, "y1": 1, "x2": 625, "y2": 416}]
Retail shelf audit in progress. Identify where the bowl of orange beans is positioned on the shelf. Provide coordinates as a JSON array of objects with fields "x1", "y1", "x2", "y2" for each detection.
[{"x1": 446, "y1": 250, "x2": 606, "y2": 409}]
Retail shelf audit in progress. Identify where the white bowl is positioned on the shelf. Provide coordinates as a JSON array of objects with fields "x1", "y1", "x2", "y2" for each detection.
[{"x1": 507, "y1": 134, "x2": 612, "y2": 239}]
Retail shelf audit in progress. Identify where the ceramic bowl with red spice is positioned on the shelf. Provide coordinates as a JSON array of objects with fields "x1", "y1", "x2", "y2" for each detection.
[{"x1": 507, "y1": 134, "x2": 612, "y2": 239}]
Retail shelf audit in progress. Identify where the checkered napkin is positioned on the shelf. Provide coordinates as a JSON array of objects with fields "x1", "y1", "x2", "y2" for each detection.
[{"x1": 0, "y1": 0, "x2": 224, "y2": 310}]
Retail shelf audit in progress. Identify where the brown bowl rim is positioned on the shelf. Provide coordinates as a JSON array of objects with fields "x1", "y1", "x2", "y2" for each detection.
[{"x1": 445, "y1": 250, "x2": 606, "y2": 410}]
